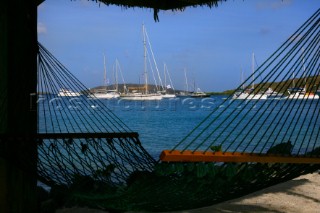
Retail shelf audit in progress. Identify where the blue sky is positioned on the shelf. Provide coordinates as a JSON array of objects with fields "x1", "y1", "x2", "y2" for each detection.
[{"x1": 37, "y1": 0, "x2": 320, "y2": 92}]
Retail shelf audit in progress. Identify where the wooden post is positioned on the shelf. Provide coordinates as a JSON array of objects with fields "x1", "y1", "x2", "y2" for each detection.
[{"x1": 0, "y1": 1, "x2": 38, "y2": 212}]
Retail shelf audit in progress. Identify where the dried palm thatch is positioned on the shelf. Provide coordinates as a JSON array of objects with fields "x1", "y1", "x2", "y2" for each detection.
[{"x1": 76, "y1": 0, "x2": 225, "y2": 21}]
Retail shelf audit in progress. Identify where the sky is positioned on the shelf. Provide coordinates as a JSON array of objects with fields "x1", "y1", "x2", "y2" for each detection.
[{"x1": 37, "y1": 0, "x2": 320, "y2": 92}]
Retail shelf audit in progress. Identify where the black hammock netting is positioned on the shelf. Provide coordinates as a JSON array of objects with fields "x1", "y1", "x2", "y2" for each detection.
[
  {"x1": 1, "y1": 8, "x2": 320, "y2": 212},
  {"x1": 36, "y1": 43, "x2": 157, "y2": 187}
]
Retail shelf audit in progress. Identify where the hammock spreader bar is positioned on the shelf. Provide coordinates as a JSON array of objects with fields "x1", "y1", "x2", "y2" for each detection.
[
  {"x1": 37, "y1": 132, "x2": 139, "y2": 139},
  {"x1": 160, "y1": 150, "x2": 320, "y2": 164},
  {"x1": 0, "y1": 132, "x2": 139, "y2": 142}
]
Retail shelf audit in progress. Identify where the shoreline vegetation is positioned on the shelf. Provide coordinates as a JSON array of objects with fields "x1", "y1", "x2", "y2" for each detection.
[
  {"x1": 85, "y1": 75, "x2": 320, "y2": 96},
  {"x1": 87, "y1": 84, "x2": 236, "y2": 96},
  {"x1": 36, "y1": 76, "x2": 320, "y2": 96}
]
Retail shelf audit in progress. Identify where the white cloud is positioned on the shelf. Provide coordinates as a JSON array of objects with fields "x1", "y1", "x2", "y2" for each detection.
[{"x1": 37, "y1": 22, "x2": 47, "y2": 34}]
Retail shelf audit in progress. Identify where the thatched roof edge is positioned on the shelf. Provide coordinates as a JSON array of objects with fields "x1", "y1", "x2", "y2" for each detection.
[{"x1": 79, "y1": 0, "x2": 226, "y2": 21}]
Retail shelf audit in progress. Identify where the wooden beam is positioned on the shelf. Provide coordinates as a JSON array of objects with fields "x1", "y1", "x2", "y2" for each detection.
[
  {"x1": 160, "y1": 150, "x2": 320, "y2": 164},
  {"x1": 0, "y1": 132, "x2": 139, "y2": 140}
]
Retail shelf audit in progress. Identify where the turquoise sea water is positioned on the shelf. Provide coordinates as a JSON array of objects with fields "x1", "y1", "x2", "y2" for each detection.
[
  {"x1": 38, "y1": 95, "x2": 320, "y2": 160},
  {"x1": 38, "y1": 95, "x2": 222, "y2": 159},
  {"x1": 112, "y1": 96, "x2": 220, "y2": 158}
]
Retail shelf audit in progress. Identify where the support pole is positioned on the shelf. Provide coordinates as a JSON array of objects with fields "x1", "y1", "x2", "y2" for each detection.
[{"x1": 0, "y1": 1, "x2": 38, "y2": 212}]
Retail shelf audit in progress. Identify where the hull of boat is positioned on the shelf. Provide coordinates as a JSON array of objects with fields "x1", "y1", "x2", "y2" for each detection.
[
  {"x1": 162, "y1": 94, "x2": 176, "y2": 98},
  {"x1": 58, "y1": 93, "x2": 81, "y2": 97},
  {"x1": 233, "y1": 93, "x2": 267, "y2": 100},
  {"x1": 57, "y1": 89, "x2": 81, "y2": 97},
  {"x1": 191, "y1": 94, "x2": 210, "y2": 98},
  {"x1": 89, "y1": 93, "x2": 120, "y2": 99},
  {"x1": 286, "y1": 93, "x2": 319, "y2": 99},
  {"x1": 120, "y1": 94, "x2": 163, "y2": 100}
]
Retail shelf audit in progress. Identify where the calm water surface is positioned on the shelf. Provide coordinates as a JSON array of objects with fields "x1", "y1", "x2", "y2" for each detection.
[{"x1": 38, "y1": 95, "x2": 320, "y2": 159}]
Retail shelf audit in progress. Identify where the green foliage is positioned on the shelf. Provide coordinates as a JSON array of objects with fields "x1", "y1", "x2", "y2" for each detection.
[
  {"x1": 93, "y1": 164, "x2": 116, "y2": 179},
  {"x1": 196, "y1": 163, "x2": 208, "y2": 178},
  {"x1": 210, "y1": 144, "x2": 222, "y2": 152},
  {"x1": 42, "y1": 161, "x2": 320, "y2": 212},
  {"x1": 307, "y1": 146, "x2": 320, "y2": 156},
  {"x1": 267, "y1": 141, "x2": 293, "y2": 155},
  {"x1": 224, "y1": 163, "x2": 237, "y2": 179}
]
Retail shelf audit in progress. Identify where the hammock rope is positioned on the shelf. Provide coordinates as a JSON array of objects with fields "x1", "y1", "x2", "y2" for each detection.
[
  {"x1": 36, "y1": 43, "x2": 157, "y2": 187},
  {"x1": 165, "y1": 9, "x2": 320, "y2": 159}
]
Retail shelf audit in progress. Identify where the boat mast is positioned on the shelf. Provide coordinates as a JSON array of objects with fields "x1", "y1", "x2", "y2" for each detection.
[
  {"x1": 164, "y1": 63, "x2": 167, "y2": 91},
  {"x1": 293, "y1": 72, "x2": 295, "y2": 88},
  {"x1": 165, "y1": 63, "x2": 175, "y2": 91},
  {"x1": 252, "y1": 52, "x2": 255, "y2": 90},
  {"x1": 115, "y1": 59, "x2": 119, "y2": 92},
  {"x1": 145, "y1": 28, "x2": 163, "y2": 92},
  {"x1": 240, "y1": 66, "x2": 245, "y2": 90},
  {"x1": 302, "y1": 48, "x2": 306, "y2": 84},
  {"x1": 103, "y1": 53, "x2": 107, "y2": 88},
  {"x1": 184, "y1": 68, "x2": 188, "y2": 93},
  {"x1": 143, "y1": 24, "x2": 148, "y2": 94}
]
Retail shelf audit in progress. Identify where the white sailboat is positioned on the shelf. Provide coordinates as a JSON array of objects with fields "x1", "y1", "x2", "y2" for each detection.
[
  {"x1": 190, "y1": 78, "x2": 209, "y2": 98},
  {"x1": 287, "y1": 86, "x2": 319, "y2": 100},
  {"x1": 177, "y1": 68, "x2": 192, "y2": 97},
  {"x1": 91, "y1": 89, "x2": 120, "y2": 99},
  {"x1": 120, "y1": 91, "x2": 163, "y2": 100},
  {"x1": 120, "y1": 24, "x2": 162, "y2": 101},
  {"x1": 161, "y1": 63, "x2": 176, "y2": 98},
  {"x1": 57, "y1": 88, "x2": 81, "y2": 97},
  {"x1": 233, "y1": 53, "x2": 267, "y2": 100},
  {"x1": 191, "y1": 88, "x2": 210, "y2": 98},
  {"x1": 265, "y1": 87, "x2": 283, "y2": 99},
  {"x1": 285, "y1": 57, "x2": 319, "y2": 100},
  {"x1": 89, "y1": 54, "x2": 120, "y2": 99}
]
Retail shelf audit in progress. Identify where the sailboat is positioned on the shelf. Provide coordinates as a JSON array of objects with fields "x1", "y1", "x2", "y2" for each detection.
[
  {"x1": 176, "y1": 68, "x2": 192, "y2": 97},
  {"x1": 191, "y1": 88, "x2": 210, "y2": 98},
  {"x1": 120, "y1": 24, "x2": 162, "y2": 101},
  {"x1": 265, "y1": 87, "x2": 283, "y2": 99},
  {"x1": 160, "y1": 63, "x2": 176, "y2": 98},
  {"x1": 287, "y1": 86, "x2": 319, "y2": 100},
  {"x1": 232, "y1": 53, "x2": 267, "y2": 100},
  {"x1": 57, "y1": 88, "x2": 81, "y2": 97},
  {"x1": 89, "y1": 54, "x2": 120, "y2": 99},
  {"x1": 286, "y1": 56, "x2": 319, "y2": 100},
  {"x1": 190, "y1": 79, "x2": 210, "y2": 98}
]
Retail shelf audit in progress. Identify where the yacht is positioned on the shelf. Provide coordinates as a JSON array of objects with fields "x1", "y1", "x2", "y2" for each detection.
[
  {"x1": 89, "y1": 54, "x2": 120, "y2": 99},
  {"x1": 120, "y1": 92, "x2": 162, "y2": 100},
  {"x1": 265, "y1": 87, "x2": 283, "y2": 99},
  {"x1": 232, "y1": 53, "x2": 267, "y2": 100},
  {"x1": 190, "y1": 89, "x2": 210, "y2": 98},
  {"x1": 119, "y1": 24, "x2": 162, "y2": 101},
  {"x1": 232, "y1": 89, "x2": 267, "y2": 100},
  {"x1": 90, "y1": 89, "x2": 120, "y2": 99},
  {"x1": 161, "y1": 93, "x2": 176, "y2": 98},
  {"x1": 286, "y1": 87, "x2": 319, "y2": 99},
  {"x1": 57, "y1": 89, "x2": 81, "y2": 97}
]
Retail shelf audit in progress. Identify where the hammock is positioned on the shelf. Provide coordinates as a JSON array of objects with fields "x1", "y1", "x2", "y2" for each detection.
[{"x1": 2, "y1": 8, "x2": 319, "y2": 212}]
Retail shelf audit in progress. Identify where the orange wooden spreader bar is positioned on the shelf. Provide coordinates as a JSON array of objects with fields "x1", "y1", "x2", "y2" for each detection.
[{"x1": 160, "y1": 150, "x2": 320, "y2": 164}]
